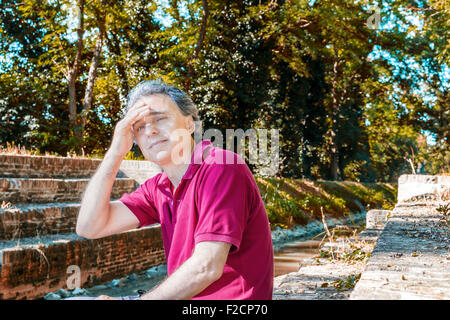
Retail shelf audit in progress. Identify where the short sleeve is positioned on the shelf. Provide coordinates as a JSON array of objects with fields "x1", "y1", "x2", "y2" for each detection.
[
  {"x1": 118, "y1": 178, "x2": 159, "y2": 228},
  {"x1": 194, "y1": 160, "x2": 251, "y2": 253}
]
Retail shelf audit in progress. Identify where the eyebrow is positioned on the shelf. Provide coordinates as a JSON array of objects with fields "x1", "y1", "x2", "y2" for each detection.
[
  {"x1": 149, "y1": 111, "x2": 166, "y2": 116},
  {"x1": 133, "y1": 111, "x2": 167, "y2": 126}
]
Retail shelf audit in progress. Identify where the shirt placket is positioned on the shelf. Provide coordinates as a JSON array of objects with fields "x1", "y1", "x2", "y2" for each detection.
[{"x1": 169, "y1": 180, "x2": 184, "y2": 224}]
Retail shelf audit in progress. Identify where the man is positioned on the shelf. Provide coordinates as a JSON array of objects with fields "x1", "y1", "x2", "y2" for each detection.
[{"x1": 75, "y1": 80, "x2": 274, "y2": 300}]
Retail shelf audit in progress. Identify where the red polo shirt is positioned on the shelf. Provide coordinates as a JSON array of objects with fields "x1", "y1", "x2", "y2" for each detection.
[{"x1": 118, "y1": 140, "x2": 273, "y2": 299}]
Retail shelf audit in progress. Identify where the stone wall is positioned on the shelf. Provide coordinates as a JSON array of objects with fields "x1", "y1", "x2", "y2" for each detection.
[
  {"x1": 350, "y1": 174, "x2": 450, "y2": 299},
  {"x1": 273, "y1": 174, "x2": 449, "y2": 300},
  {"x1": 0, "y1": 154, "x2": 164, "y2": 300},
  {"x1": 397, "y1": 174, "x2": 450, "y2": 203}
]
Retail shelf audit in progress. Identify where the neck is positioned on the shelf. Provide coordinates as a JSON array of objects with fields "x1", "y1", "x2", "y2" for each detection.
[{"x1": 160, "y1": 138, "x2": 195, "y2": 189}]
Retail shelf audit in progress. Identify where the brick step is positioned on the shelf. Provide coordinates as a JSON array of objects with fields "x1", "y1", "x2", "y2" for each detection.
[
  {"x1": 0, "y1": 200, "x2": 143, "y2": 240},
  {"x1": 0, "y1": 225, "x2": 165, "y2": 300},
  {"x1": 0, "y1": 201, "x2": 124, "y2": 240},
  {"x1": 0, "y1": 177, "x2": 137, "y2": 204},
  {"x1": 0, "y1": 154, "x2": 102, "y2": 178},
  {"x1": 0, "y1": 154, "x2": 161, "y2": 182}
]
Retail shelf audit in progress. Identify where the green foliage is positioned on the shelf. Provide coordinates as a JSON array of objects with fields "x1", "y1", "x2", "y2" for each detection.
[
  {"x1": 256, "y1": 177, "x2": 397, "y2": 229},
  {"x1": 318, "y1": 180, "x2": 397, "y2": 211},
  {"x1": 0, "y1": 0, "x2": 447, "y2": 180},
  {"x1": 332, "y1": 274, "x2": 361, "y2": 291},
  {"x1": 436, "y1": 203, "x2": 450, "y2": 226}
]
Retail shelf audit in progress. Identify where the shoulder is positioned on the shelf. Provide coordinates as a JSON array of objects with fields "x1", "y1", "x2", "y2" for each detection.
[{"x1": 199, "y1": 146, "x2": 253, "y2": 184}]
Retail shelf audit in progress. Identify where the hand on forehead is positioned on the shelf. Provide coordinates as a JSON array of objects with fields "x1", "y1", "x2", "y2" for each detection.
[{"x1": 130, "y1": 94, "x2": 173, "y2": 114}]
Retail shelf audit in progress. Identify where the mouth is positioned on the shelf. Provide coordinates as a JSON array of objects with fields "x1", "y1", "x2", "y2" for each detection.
[{"x1": 149, "y1": 139, "x2": 168, "y2": 149}]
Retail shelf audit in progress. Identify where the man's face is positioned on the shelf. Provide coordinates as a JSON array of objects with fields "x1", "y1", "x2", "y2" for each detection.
[{"x1": 131, "y1": 94, "x2": 194, "y2": 165}]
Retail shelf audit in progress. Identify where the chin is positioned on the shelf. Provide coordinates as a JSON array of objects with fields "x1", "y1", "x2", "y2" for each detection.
[{"x1": 143, "y1": 149, "x2": 172, "y2": 166}]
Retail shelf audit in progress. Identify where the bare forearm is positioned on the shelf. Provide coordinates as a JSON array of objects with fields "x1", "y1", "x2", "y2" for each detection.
[
  {"x1": 140, "y1": 255, "x2": 218, "y2": 300},
  {"x1": 76, "y1": 150, "x2": 124, "y2": 237}
]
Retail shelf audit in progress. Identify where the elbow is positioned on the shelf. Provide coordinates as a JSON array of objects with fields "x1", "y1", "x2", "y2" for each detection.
[
  {"x1": 75, "y1": 227, "x2": 88, "y2": 239},
  {"x1": 75, "y1": 223, "x2": 96, "y2": 239},
  {"x1": 210, "y1": 267, "x2": 223, "y2": 283}
]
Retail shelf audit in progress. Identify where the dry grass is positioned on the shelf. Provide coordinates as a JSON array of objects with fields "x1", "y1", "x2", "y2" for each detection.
[
  {"x1": 0, "y1": 141, "x2": 145, "y2": 160},
  {"x1": 0, "y1": 141, "x2": 101, "y2": 159},
  {"x1": 317, "y1": 226, "x2": 374, "y2": 265}
]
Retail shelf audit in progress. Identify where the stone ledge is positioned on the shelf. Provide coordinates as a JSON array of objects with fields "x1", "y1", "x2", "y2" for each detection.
[
  {"x1": 0, "y1": 200, "x2": 135, "y2": 240},
  {"x1": 350, "y1": 202, "x2": 450, "y2": 300},
  {"x1": 366, "y1": 209, "x2": 391, "y2": 229},
  {"x1": 398, "y1": 174, "x2": 450, "y2": 203}
]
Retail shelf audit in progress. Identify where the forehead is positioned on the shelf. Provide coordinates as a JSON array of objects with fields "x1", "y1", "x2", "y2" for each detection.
[{"x1": 132, "y1": 94, "x2": 180, "y2": 115}]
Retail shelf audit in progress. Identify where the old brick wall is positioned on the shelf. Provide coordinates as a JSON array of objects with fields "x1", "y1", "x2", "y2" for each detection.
[
  {"x1": 0, "y1": 225, "x2": 165, "y2": 300},
  {"x1": 0, "y1": 154, "x2": 164, "y2": 300}
]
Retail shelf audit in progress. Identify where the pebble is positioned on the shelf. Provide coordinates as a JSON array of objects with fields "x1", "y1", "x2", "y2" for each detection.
[
  {"x1": 107, "y1": 279, "x2": 120, "y2": 287},
  {"x1": 145, "y1": 269, "x2": 159, "y2": 278},
  {"x1": 55, "y1": 288, "x2": 70, "y2": 298},
  {"x1": 71, "y1": 288, "x2": 87, "y2": 296},
  {"x1": 43, "y1": 292, "x2": 61, "y2": 300}
]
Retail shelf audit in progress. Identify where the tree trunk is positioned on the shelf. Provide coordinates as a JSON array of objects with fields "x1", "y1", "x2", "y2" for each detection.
[
  {"x1": 105, "y1": 31, "x2": 129, "y2": 105},
  {"x1": 185, "y1": 0, "x2": 209, "y2": 92},
  {"x1": 68, "y1": 75, "x2": 77, "y2": 124},
  {"x1": 81, "y1": 20, "x2": 105, "y2": 135},
  {"x1": 330, "y1": 138, "x2": 339, "y2": 180},
  {"x1": 68, "y1": 0, "x2": 85, "y2": 152},
  {"x1": 329, "y1": 56, "x2": 341, "y2": 181},
  {"x1": 338, "y1": 151, "x2": 346, "y2": 180}
]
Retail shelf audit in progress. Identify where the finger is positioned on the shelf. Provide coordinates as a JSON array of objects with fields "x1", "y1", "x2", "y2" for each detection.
[
  {"x1": 131, "y1": 108, "x2": 152, "y2": 128},
  {"x1": 123, "y1": 107, "x2": 151, "y2": 128},
  {"x1": 127, "y1": 100, "x2": 150, "y2": 115},
  {"x1": 126, "y1": 104, "x2": 150, "y2": 120}
]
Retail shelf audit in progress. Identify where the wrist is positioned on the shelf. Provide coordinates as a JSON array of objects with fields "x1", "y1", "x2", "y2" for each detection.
[{"x1": 105, "y1": 148, "x2": 127, "y2": 161}]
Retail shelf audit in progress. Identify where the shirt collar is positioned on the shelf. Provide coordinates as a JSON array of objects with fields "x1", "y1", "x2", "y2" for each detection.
[{"x1": 158, "y1": 140, "x2": 212, "y2": 187}]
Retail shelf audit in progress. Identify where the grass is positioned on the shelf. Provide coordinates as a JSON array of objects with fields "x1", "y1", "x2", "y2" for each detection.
[
  {"x1": 332, "y1": 274, "x2": 361, "y2": 291},
  {"x1": 0, "y1": 141, "x2": 98, "y2": 159},
  {"x1": 256, "y1": 176, "x2": 397, "y2": 229},
  {"x1": 436, "y1": 203, "x2": 450, "y2": 226}
]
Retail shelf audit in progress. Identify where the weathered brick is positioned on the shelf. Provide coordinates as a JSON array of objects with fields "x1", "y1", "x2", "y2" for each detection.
[{"x1": 0, "y1": 225, "x2": 165, "y2": 299}]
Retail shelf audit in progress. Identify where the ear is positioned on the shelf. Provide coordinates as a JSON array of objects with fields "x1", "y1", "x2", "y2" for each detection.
[{"x1": 186, "y1": 116, "x2": 195, "y2": 135}]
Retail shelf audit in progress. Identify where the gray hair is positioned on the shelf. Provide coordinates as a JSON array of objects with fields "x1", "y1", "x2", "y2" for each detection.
[{"x1": 125, "y1": 79, "x2": 200, "y2": 123}]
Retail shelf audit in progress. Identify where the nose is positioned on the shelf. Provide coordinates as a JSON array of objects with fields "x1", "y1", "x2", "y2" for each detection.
[{"x1": 144, "y1": 122, "x2": 159, "y2": 136}]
